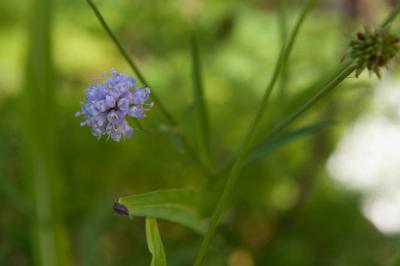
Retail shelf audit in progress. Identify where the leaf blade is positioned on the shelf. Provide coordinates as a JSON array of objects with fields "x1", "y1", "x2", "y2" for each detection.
[
  {"x1": 190, "y1": 30, "x2": 211, "y2": 165},
  {"x1": 146, "y1": 217, "x2": 167, "y2": 266},
  {"x1": 117, "y1": 188, "x2": 210, "y2": 234},
  {"x1": 245, "y1": 120, "x2": 336, "y2": 166}
]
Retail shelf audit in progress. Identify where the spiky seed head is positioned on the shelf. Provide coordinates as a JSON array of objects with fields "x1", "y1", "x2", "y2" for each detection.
[{"x1": 346, "y1": 27, "x2": 400, "y2": 78}]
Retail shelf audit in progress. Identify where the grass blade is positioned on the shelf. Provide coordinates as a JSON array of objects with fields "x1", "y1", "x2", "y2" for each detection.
[
  {"x1": 146, "y1": 217, "x2": 167, "y2": 266},
  {"x1": 245, "y1": 120, "x2": 335, "y2": 166},
  {"x1": 277, "y1": 0, "x2": 289, "y2": 100},
  {"x1": 190, "y1": 30, "x2": 211, "y2": 166},
  {"x1": 23, "y1": 0, "x2": 69, "y2": 265}
]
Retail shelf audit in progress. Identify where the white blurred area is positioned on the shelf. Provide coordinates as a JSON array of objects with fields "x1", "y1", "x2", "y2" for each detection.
[{"x1": 327, "y1": 77, "x2": 400, "y2": 235}]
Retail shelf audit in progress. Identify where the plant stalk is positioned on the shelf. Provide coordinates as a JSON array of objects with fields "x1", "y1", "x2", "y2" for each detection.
[
  {"x1": 193, "y1": 1, "x2": 316, "y2": 264},
  {"x1": 85, "y1": 0, "x2": 212, "y2": 176}
]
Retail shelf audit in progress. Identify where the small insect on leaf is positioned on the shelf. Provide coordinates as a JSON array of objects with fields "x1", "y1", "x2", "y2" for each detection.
[{"x1": 113, "y1": 201, "x2": 129, "y2": 216}]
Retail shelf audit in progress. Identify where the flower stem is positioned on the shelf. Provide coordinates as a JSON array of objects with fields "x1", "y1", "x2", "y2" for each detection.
[
  {"x1": 85, "y1": 0, "x2": 212, "y2": 176},
  {"x1": 382, "y1": 4, "x2": 400, "y2": 27},
  {"x1": 264, "y1": 64, "x2": 354, "y2": 141},
  {"x1": 193, "y1": 0, "x2": 316, "y2": 264},
  {"x1": 194, "y1": 2, "x2": 400, "y2": 264}
]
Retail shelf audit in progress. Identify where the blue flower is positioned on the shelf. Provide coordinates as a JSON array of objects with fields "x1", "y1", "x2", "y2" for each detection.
[{"x1": 76, "y1": 69, "x2": 153, "y2": 142}]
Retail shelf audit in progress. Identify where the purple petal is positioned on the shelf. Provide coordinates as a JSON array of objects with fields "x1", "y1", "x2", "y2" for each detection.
[
  {"x1": 118, "y1": 98, "x2": 129, "y2": 111},
  {"x1": 105, "y1": 95, "x2": 116, "y2": 109},
  {"x1": 128, "y1": 106, "x2": 145, "y2": 118},
  {"x1": 107, "y1": 110, "x2": 119, "y2": 123}
]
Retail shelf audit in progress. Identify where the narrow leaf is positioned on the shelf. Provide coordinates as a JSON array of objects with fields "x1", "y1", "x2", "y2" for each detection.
[
  {"x1": 117, "y1": 188, "x2": 211, "y2": 234},
  {"x1": 23, "y1": 0, "x2": 69, "y2": 265},
  {"x1": 146, "y1": 217, "x2": 167, "y2": 266},
  {"x1": 190, "y1": 30, "x2": 211, "y2": 164},
  {"x1": 245, "y1": 120, "x2": 336, "y2": 166}
]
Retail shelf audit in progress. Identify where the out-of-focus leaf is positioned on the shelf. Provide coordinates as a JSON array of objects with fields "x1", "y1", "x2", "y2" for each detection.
[
  {"x1": 391, "y1": 251, "x2": 400, "y2": 266},
  {"x1": 0, "y1": 173, "x2": 30, "y2": 214},
  {"x1": 146, "y1": 217, "x2": 167, "y2": 266},
  {"x1": 79, "y1": 196, "x2": 113, "y2": 266},
  {"x1": 23, "y1": 0, "x2": 69, "y2": 265},
  {"x1": 245, "y1": 120, "x2": 336, "y2": 166},
  {"x1": 170, "y1": 134, "x2": 184, "y2": 154},
  {"x1": 190, "y1": 30, "x2": 210, "y2": 164},
  {"x1": 117, "y1": 188, "x2": 210, "y2": 234}
]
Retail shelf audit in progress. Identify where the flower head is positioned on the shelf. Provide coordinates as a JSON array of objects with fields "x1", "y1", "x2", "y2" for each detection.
[
  {"x1": 76, "y1": 69, "x2": 153, "y2": 141},
  {"x1": 346, "y1": 27, "x2": 400, "y2": 78}
]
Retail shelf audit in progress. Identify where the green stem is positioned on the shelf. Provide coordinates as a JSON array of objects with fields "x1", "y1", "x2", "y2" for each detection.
[
  {"x1": 85, "y1": 0, "x2": 211, "y2": 176},
  {"x1": 85, "y1": 0, "x2": 174, "y2": 125},
  {"x1": 251, "y1": 2, "x2": 400, "y2": 160},
  {"x1": 382, "y1": 4, "x2": 400, "y2": 27},
  {"x1": 264, "y1": 64, "x2": 354, "y2": 141},
  {"x1": 193, "y1": 1, "x2": 316, "y2": 265},
  {"x1": 215, "y1": 2, "x2": 400, "y2": 176},
  {"x1": 197, "y1": 3, "x2": 400, "y2": 265}
]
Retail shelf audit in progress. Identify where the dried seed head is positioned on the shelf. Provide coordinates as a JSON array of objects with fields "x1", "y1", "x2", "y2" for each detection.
[{"x1": 346, "y1": 27, "x2": 400, "y2": 78}]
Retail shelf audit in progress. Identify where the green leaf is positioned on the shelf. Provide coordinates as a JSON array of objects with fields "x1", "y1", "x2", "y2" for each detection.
[
  {"x1": 23, "y1": 0, "x2": 69, "y2": 265},
  {"x1": 393, "y1": 255, "x2": 400, "y2": 266},
  {"x1": 117, "y1": 188, "x2": 210, "y2": 234},
  {"x1": 245, "y1": 120, "x2": 336, "y2": 166},
  {"x1": 190, "y1": 30, "x2": 211, "y2": 165},
  {"x1": 0, "y1": 173, "x2": 30, "y2": 215},
  {"x1": 170, "y1": 134, "x2": 184, "y2": 154},
  {"x1": 146, "y1": 217, "x2": 167, "y2": 266},
  {"x1": 79, "y1": 196, "x2": 113, "y2": 266}
]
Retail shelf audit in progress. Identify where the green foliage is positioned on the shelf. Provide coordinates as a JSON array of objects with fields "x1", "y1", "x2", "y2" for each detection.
[
  {"x1": 146, "y1": 217, "x2": 167, "y2": 266},
  {"x1": 190, "y1": 30, "x2": 211, "y2": 167},
  {"x1": 118, "y1": 189, "x2": 212, "y2": 234},
  {"x1": 1, "y1": 0, "x2": 400, "y2": 265},
  {"x1": 194, "y1": 1, "x2": 318, "y2": 264},
  {"x1": 23, "y1": 0, "x2": 69, "y2": 265},
  {"x1": 245, "y1": 120, "x2": 335, "y2": 166}
]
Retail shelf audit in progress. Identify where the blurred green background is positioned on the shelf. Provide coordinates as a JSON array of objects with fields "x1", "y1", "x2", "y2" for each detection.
[{"x1": 2, "y1": 0, "x2": 400, "y2": 265}]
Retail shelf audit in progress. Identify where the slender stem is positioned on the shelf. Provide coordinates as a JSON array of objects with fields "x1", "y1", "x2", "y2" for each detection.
[
  {"x1": 249, "y1": 2, "x2": 400, "y2": 171},
  {"x1": 261, "y1": 0, "x2": 400, "y2": 142},
  {"x1": 277, "y1": 0, "x2": 289, "y2": 100},
  {"x1": 85, "y1": 0, "x2": 212, "y2": 176},
  {"x1": 215, "y1": 2, "x2": 400, "y2": 176},
  {"x1": 85, "y1": 0, "x2": 175, "y2": 125},
  {"x1": 85, "y1": 0, "x2": 146, "y2": 128},
  {"x1": 190, "y1": 30, "x2": 212, "y2": 167},
  {"x1": 382, "y1": 4, "x2": 400, "y2": 27},
  {"x1": 198, "y1": 4, "x2": 400, "y2": 265},
  {"x1": 193, "y1": 1, "x2": 316, "y2": 265},
  {"x1": 264, "y1": 64, "x2": 354, "y2": 141}
]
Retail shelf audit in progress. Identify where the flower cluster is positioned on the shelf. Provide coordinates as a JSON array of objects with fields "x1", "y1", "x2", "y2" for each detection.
[
  {"x1": 76, "y1": 69, "x2": 153, "y2": 142},
  {"x1": 347, "y1": 27, "x2": 400, "y2": 78}
]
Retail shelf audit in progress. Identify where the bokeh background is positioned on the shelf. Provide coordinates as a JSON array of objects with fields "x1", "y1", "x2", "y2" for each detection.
[{"x1": 2, "y1": 0, "x2": 400, "y2": 265}]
